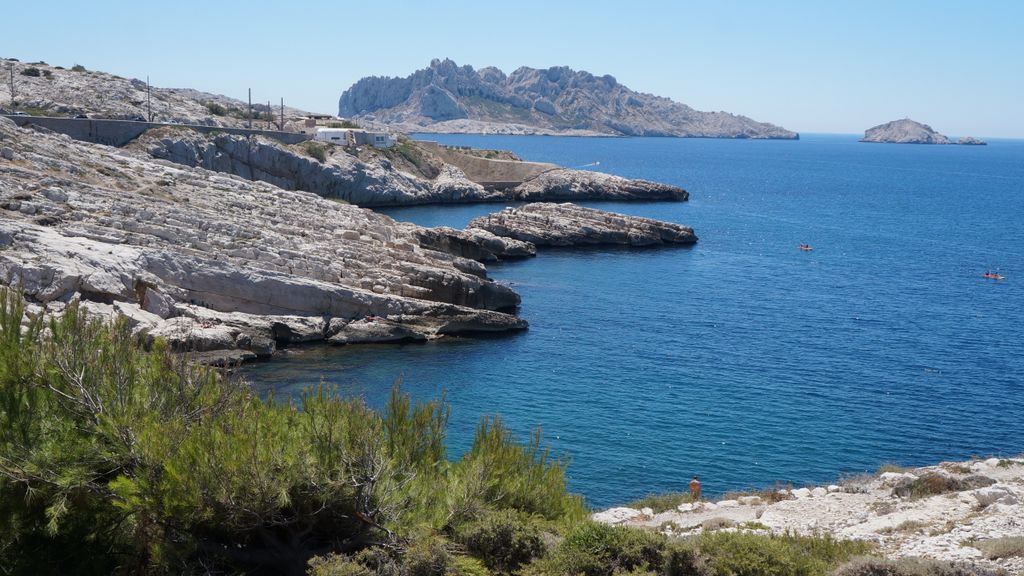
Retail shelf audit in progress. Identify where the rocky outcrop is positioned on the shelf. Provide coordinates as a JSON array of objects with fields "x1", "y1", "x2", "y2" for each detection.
[
  {"x1": 957, "y1": 136, "x2": 987, "y2": 146},
  {"x1": 596, "y1": 457, "x2": 1024, "y2": 574},
  {"x1": 411, "y1": 226, "x2": 537, "y2": 261},
  {"x1": 134, "y1": 129, "x2": 690, "y2": 206},
  {"x1": 0, "y1": 57, "x2": 312, "y2": 125},
  {"x1": 340, "y1": 58, "x2": 798, "y2": 139},
  {"x1": 0, "y1": 117, "x2": 526, "y2": 361},
  {"x1": 860, "y1": 119, "x2": 952, "y2": 144},
  {"x1": 468, "y1": 203, "x2": 698, "y2": 247},
  {"x1": 511, "y1": 169, "x2": 688, "y2": 202}
]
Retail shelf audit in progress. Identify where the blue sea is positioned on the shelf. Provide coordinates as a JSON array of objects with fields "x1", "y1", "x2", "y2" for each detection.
[{"x1": 243, "y1": 134, "x2": 1024, "y2": 508}]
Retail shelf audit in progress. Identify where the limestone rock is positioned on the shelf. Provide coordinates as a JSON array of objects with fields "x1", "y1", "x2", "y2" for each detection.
[
  {"x1": 591, "y1": 507, "x2": 642, "y2": 525},
  {"x1": 468, "y1": 203, "x2": 697, "y2": 248},
  {"x1": 860, "y1": 119, "x2": 952, "y2": 144},
  {"x1": 340, "y1": 59, "x2": 798, "y2": 139},
  {"x1": 412, "y1": 225, "x2": 536, "y2": 262},
  {"x1": 974, "y1": 485, "x2": 1018, "y2": 507},
  {"x1": 512, "y1": 169, "x2": 688, "y2": 202}
]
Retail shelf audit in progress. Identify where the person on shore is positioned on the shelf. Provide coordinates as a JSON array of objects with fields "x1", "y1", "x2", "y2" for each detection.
[{"x1": 689, "y1": 475, "x2": 702, "y2": 501}]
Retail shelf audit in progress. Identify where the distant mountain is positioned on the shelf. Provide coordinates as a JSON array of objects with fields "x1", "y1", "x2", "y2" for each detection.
[{"x1": 339, "y1": 59, "x2": 798, "y2": 139}]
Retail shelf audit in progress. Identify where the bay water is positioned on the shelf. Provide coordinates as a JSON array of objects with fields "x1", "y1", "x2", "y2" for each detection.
[{"x1": 243, "y1": 134, "x2": 1024, "y2": 508}]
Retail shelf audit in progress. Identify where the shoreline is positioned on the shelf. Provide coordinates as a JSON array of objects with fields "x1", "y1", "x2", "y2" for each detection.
[{"x1": 595, "y1": 456, "x2": 1024, "y2": 573}]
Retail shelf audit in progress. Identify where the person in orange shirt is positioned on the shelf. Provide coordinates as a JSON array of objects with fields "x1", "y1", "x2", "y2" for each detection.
[{"x1": 689, "y1": 475, "x2": 702, "y2": 501}]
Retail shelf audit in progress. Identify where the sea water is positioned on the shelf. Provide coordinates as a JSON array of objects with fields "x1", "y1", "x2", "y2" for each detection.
[{"x1": 242, "y1": 134, "x2": 1024, "y2": 507}]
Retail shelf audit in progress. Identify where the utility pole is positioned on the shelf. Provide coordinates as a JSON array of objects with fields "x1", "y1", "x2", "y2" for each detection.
[
  {"x1": 247, "y1": 88, "x2": 252, "y2": 129},
  {"x1": 267, "y1": 100, "x2": 271, "y2": 130},
  {"x1": 7, "y1": 64, "x2": 15, "y2": 113},
  {"x1": 147, "y1": 76, "x2": 152, "y2": 122},
  {"x1": 280, "y1": 97, "x2": 284, "y2": 131}
]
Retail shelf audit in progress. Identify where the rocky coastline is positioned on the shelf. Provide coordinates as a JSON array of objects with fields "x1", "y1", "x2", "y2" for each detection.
[
  {"x1": 0, "y1": 117, "x2": 697, "y2": 364},
  {"x1": 595, "y1": 457, "x2": 1024, "y2": 574},
  {"x1": 134, "y1": 128, "x2": 688, "y2": 207}
]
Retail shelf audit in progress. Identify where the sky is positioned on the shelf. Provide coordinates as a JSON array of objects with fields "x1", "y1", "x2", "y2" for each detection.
[{"x1": 1, "y1": 0, "x2": 1021, "y2": 137}]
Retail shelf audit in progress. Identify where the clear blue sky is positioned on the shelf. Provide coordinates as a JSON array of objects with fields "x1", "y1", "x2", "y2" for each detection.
[{"x1": 2, "y1": 0, "x2": 1021, "y2": 137}]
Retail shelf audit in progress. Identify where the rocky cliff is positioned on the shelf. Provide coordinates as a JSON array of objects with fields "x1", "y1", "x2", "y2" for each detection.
[
  {"x1": 340, "y1": 59, "x2": 798, "y2": 139},
  {"x1": 860, "y1": 119, "x2": 952, "y2": 144},
  {"x1": 0, "y1": 117, "x2": 526, "y2": 362}
]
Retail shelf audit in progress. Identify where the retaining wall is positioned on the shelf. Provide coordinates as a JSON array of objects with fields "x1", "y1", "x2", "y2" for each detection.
[{"x1": 1, "y1": 115, "x2": 311, "y2": 147}]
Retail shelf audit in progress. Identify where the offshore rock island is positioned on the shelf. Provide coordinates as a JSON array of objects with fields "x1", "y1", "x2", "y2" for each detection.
[
  {"x1": 860, "y1": 118, "x2": 987, "y2": 145},
  {"x1": 340, "y1": 58, "x2": 799, "y2": 139}
]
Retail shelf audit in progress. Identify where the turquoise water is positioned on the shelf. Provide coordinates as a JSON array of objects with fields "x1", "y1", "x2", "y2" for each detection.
[{"x1": 243, "y1": 134, "x2": 1024, "y2": 508}]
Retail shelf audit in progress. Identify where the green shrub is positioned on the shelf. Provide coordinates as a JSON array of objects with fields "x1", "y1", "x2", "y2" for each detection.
[
  {"x1": 308, "y1": 553, "x2": 374, "y2": 576},
  {"x1": 71, "y1": 64, "x2": 87, "y2": 72},
  {"x1": 457, "y1": 509, "x2": 547, "y2": 572},
  {"x1": 20, "y1": 66, "x2": 41, "y2": 77},
  {"x1": 328, "y1": 120, "x2": 362, "y2": 129},
  {"x1": 529, "y1": 521, "x2": 665, "y2": 576},
  {"x1": 402, "y1": 535, "x2": 450, "y2": 576},
  {"x1": 697, "y1": 531, "x2": 874, "y2": 576},
  {"x1": 833, "y1": 555, "x2": 996, "y2": 576},
  {"x1": 0, "y1": 288, "x2": 582, "y2": 574},
  {"x1": 892, "y1": 473, "x2": 995, "y2": 499},
  {"x1": 627, "y1": 492, "x2": 695, "y2": 513},
  {"x1": 973, "y1": 535, "x2": 1024, "y2": 559},
  {"x1": 448, "y1": 555, "x2": 490, "y2": 576},
  {"x1": 205, "y1": 101, "x2": 227, "y2": 116},
  {"x1": 303, "y1": 141, "x2": 329, "y2": 162}
]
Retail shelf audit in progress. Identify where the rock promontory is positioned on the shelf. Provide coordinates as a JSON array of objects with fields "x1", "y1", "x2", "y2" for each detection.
[
  {"x1": 340, "y1": 58, "x2": 798, "y2": 139},
  {"x1": 860, "y1": 119, "x2": 951, "y2": 144},
  {"x1": 468, "y1": 203, "x2": 698, "y2": 247}
]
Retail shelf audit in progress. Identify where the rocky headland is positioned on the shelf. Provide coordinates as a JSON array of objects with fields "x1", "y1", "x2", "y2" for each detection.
[
  {"x1": 861, "y1": 119, "x2": 987, "y2": 145},
  {"x1": 596, "y1": 457, "x2": 1024, "y2": 574},
  {"x1": 339, "y1": 58, "x2": 798, "y2": 139},
  {"x1": 133, "y1": 128, "x2": 689, "y2": 207}
]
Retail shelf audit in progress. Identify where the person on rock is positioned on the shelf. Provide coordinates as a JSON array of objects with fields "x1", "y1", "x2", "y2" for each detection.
[{"x1": 689, "y1": 475, "x2": 702, "y2": 501}]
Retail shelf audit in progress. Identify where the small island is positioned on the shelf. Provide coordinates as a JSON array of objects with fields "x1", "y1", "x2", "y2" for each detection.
[{"x1": 860, "y1": 119, "x2": 987, "y2": 145}]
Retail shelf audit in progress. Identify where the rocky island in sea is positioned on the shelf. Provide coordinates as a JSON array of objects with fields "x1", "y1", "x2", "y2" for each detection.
[
  {"x1": 339, "y1": 58, "x2": 799, "y2": 139},
  {"x1": 860, "y1": 118, "x2": 987, "y2": 145}
]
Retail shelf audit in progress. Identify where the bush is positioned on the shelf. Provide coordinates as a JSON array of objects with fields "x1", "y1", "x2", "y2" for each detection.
[
  {"x1": 303, "y1": 141, "x2": 329, "y2": 162},
  {"x1": 833, "y1": 555, "x2": 997, "y2": 576},
  {"x1": 696, "y1": 531, "x2": 874, "y2": 576},
  {"x1": 308, "y1": 554, "x2": 374, "y2": 576},
  {"x1": 973, "y1": 535, "x2": 1024, "y2": 559},
  {"x1": 457, "y1": 509, "x2": 547, "y2": 572},
  {"x1": 892, "y1": 473, "x2": 995, "y2": 499},
  {"x1": 205, "y1": 101, "x2": 227, "y2": 116},
  {"x1": 71, "y1": 64, "x2": 87, "y2": 72},
  {"x1": 0, "y1": 288, "x2": 582, "y2": 574},
  {"x1": 20, "y1": 67, "x2": 41, "y2": 77},
  {"x1": 529, "y1": 521, "x2": 665, "y2": 576},
  {"x1": 701, "y1": 517, "x2": 735, "y2": 531},
  {"x1": 627, "y1": 492, "x2": 695, "y2": 513}
]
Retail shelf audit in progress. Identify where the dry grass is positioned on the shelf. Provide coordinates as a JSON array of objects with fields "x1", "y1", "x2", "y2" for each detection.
[
  {"x1": 973, "y1": 536, "x2": 1024, "y2": 560},
  {"x1": 877, "y1": 519, "x2": 929, "y2": 535},
  {"x1": 701, "y1": 517, "x2": 735, "y2": 531},
  {"x1": 625, "y1": 491, "x2": 695, "y2": 513},
  {"x1": 892, "y1": 473, "x2": 995, "y2": 500},
  {"x1": 877, "y1": 462, "x2": 911, "y2": 474}
]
